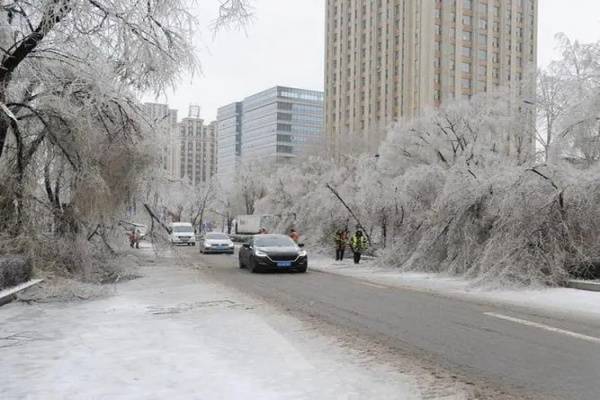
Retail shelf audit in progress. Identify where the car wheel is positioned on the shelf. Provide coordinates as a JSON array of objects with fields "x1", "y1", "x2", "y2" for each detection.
[
  {"x1": 297, "y1": 266, "x2": 308, "y2": 273},
  {"x1": 250, "y1": 258, "x2": 260, "y2": 273}
]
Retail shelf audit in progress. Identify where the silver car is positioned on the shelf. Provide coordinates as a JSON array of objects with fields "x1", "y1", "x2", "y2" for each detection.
[{"x1": 199, "y1": 232, "x2": 235, "y2": 254}]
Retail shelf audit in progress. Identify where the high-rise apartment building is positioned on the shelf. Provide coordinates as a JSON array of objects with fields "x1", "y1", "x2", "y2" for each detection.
[
  {"x1": 178, "y1": 115, "x2": 217, "y2": 187},
  {"x1": 216, "y1": 86, "x2": 324, "y2": 187},
  {"x1": 142, "y1": 102, "x2": 179, "y2": 176},
  {"x1": 325, "y1": 0, "x2": 538, "y2": 152}
]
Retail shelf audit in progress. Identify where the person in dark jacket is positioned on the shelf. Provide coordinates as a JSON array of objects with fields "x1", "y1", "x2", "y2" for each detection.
[
  {"x1": 350, "y1": 230, "x2": 368, "y2": 264},
  {"x1": 334, "y1": 229, "x2": 349, "y2": 261}
]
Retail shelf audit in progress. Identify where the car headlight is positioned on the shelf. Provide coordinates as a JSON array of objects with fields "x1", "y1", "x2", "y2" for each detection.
[
  {"x1": 298, "y1": 250, "x2": 307, "y2": 257},
  {"x1": 255, "y1": 250, "x2": 268, "y2": 257},
  {"x1": 205, "y1": 243, "x2": 212, "y2": 247}
]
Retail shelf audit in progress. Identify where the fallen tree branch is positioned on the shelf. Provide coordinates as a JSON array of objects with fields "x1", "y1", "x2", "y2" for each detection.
[
  {"x1": 526, "y1": 167, "x2": 565, "y2": 210},
  {"x1": 87, "y1": 224, "x2": 101, "y2": 241},
  {"x1": 143, "y1": 203, "x2": 171, "y2": 234},
  {"x1": 326, "y1": 183, "x2": 372, "y2": 243},
  {"x1": 527, "y1": 167, "x2": 559, "y2": 191}
]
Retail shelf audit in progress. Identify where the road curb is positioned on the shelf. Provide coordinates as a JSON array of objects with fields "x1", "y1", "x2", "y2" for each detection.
[
  {"x1": 567, "y1": 279, "x2": 600, "y2": 292},
  {"x1": 0, "y1": 279, "x2": 44, "y2": 307}
]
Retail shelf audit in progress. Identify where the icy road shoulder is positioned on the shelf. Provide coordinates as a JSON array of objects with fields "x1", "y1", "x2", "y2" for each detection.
[
  {"x1": 0, "y1": 262, "x2": 420, "y2": 400},
  {"x1": 310, "y1": 255, "x2": 600, "y2": 324}
]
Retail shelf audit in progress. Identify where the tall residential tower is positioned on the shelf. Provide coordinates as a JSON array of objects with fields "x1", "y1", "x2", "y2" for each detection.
[
  {"x1": 178, "y1": 114, "x2": 217, "y2": 187},
  {"x1": 325, "y1": 0, "x2": 538, "y2": 152},
  {"x1": 142, "y1": 102, "x2": 179, "y2": 177}
]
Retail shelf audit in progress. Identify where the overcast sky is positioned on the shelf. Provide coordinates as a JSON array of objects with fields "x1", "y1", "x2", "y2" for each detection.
[{"x1": 148, "y1": 0, "x2": 600, "y2": 122}]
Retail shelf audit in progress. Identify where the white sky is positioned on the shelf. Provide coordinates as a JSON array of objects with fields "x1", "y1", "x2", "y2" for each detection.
[{"x1": 148, "y1": 0, "x2": 600, "y2": 122}]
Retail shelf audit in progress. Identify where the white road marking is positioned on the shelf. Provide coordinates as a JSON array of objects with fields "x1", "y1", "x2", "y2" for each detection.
[
  {"x1": 359, "y1": 281, "x2": 389, "y2": 289},
  {"x1": 484, "y1": 312, "x2": 600, "y2": 345}
]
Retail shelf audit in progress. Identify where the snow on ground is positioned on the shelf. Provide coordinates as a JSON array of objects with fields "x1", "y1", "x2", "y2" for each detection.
[
  {"x1": 1, "y1": 258, "x2": 421, "y2": 400},
  {"x1": 310, "y1": 254, "x2": 600, "y2": 323}
]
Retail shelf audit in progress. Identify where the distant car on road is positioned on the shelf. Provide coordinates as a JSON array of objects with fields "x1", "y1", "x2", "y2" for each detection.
[
  {"x1": 239, "y1": 234, "x2": 307, "y2": 273},
  {"x1": 169, "y1": 222, "x2": 196, "y2": 246},
  {"x1": 199, "y1": 232, "x2": 235, "y2": 254}
]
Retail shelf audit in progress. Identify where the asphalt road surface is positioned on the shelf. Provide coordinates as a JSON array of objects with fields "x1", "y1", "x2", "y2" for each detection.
[{"x1": 185, "y1": 248, "x2": 600, "y2": 400}]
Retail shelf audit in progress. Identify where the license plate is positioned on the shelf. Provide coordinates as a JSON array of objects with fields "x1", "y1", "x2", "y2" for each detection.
[{"x1": 277, "y1": 261, "x2": 292, "y2": 268}]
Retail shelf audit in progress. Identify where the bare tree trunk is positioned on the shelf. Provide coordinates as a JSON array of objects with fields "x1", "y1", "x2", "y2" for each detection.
[
  {"x1": 381, "y1": 212, "x2": 387, "y2": 249},
  {"x1": 0, "y1": 96, "x2": 8, "y2": 160}
]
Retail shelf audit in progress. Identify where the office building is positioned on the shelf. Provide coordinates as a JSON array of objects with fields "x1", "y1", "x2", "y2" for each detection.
[
  {"x1": 216, "y1": 86, "x2": 324, "y2": 187},
  {"x1": 242, "y1": 86, "x2": 324, "y2": 161},
  {"x1": 216, "y1": 102, "x2": 243, "y2": 187},
  {"x1": 325, "y1": 0, "x2": 538, "y2": 153}
]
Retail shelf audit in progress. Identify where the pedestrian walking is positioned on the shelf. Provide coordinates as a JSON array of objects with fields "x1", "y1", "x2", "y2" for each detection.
[
  {"x1": 334, "y1": 229, "x2": 349, "y2": 261},
  {"x1": 289, "y1": 228, "x2": 300, "y2": 243},
  {"x1": 128, "y1": 228, "x2": 140, "y2": 249},
  {"x1": 350, "y1": 230, "x2": 368, "y2": 264}
]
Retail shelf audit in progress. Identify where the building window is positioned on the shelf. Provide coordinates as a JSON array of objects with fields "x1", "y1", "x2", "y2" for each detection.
[
  {"x1": 277, "y1": 112, "x2": 292, "y2": 121},
  {"x1": 276, "y1": 145, "x2": 293, "y2": 154},
  {"x1": 277, "y1": 134, "x2": 292, "y2": 143},
  {"x1": 277, "y1": 123, "x2": 292, "y2": 132}
]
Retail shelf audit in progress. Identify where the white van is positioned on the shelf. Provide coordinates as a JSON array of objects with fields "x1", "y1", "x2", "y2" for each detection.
[{"x1": 169, "y1": 222, "x2": 196, "y2": 246}]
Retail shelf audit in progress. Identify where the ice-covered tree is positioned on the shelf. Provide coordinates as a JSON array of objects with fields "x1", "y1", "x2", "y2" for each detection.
[
  {"x1": 0, "y1": 0, "x2": 251, "y2": 276},
  {"x1": 540, "y1": 34, "x2": 600, "y2": 164}
]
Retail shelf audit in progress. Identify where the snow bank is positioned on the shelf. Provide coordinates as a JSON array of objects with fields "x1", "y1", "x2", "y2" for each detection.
[{"x1": 310, "y1": 255, "x2": 600, "y2": 323}]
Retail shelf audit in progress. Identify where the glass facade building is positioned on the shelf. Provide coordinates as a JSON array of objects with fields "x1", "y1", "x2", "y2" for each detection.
[
  {"x1": 216, "y1": 102, "x2": 243, "y2": 187},
  {"x1": 217, "y1": 86, "x2": 324, "y2": 188}
]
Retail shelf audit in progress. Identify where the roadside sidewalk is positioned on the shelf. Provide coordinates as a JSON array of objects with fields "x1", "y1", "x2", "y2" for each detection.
[
  {"x1": 1, "y1": 257, "x2": 420, "y2": 400},
  {"x1": 310, "y1": 254, "x2": 600, "y2": 324}
]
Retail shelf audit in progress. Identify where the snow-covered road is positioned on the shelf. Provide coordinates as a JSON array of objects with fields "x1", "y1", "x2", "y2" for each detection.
[{"x1": 1, "y1": 257, "x2": 420, "y2": 400}]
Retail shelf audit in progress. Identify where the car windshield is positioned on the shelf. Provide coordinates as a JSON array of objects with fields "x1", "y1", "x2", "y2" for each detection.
[
  {"x1": 206, "y1": 233, "x2": 229, "y2": 240},
  {"x1": 173, "y1": 226, "x2": 193, "y2": 233},
  {"x1": 254, "y1": 236, "x2": 296, "y2": 247}
]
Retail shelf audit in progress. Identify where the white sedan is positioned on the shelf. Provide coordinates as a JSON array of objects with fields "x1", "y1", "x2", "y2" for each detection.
[{"x1": 199, "y1": 232, "x2": 235, "y2": 254}]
